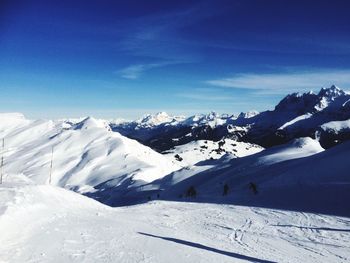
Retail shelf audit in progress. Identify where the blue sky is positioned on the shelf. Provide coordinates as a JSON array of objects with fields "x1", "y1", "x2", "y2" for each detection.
[{"x1": 1, "y1": 0, "x2": 350, "y2": 119}]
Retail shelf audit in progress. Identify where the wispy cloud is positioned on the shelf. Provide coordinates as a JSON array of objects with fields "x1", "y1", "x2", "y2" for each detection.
[
  {"x1": 176, "y1": 88, "x2": 236, "y2": 101},
  {"x1": 117, "y1": 1, "x2": 224, "y2": 61},
  {"x1": 117, "y1": 61, "x2": 181, "y2": 79},
  {"x1": 175, "y1": 88, "x2": 257, "y2": 105},
  {"x1": 117, "y1": 63, "x2": 160, "y2": 79},
  {"x1": 206, "y1": 69, "x2": 350, "y2": 94}
]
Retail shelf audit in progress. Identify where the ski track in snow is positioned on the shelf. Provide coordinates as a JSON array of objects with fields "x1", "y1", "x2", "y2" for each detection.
[{"x1": 0, "y1": 179, "x2": 349, "y2": 263}]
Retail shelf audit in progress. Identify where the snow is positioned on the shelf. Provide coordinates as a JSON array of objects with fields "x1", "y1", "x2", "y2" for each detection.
[
  {"x1": 151, "y1": 137, "x2": 349, "y2": 218},
  {"x1": 72, "y1": 117, "x2": 111, "y2": 130},
  {"x1": 114, "y1": 111, "x2": 236, "y2": 133},
  {"x1": 182, "y1": 112, "x2": 229, "y2": 128},
  {"x1": 237, "y1": 110, "x2": 259, "y2": 119},
  {"x1": 0, "y1": 87, "x2": 350, "y2": 263},
  {"x1": 110, "y1": 86, "x2": 350, "y2": 152},
  {"x1": 256, "y1": 137, "x2": 324, "y2": 165},
  {"x1": 0, "y1": 114, "x2": 180, "y2": 195},
  {"x1": 129, "y1": 137, "x2": 329, "y2": 208},
  {"x1": 113, "y1": 110, "x2": 259, "y2": 135},
  {"x1": 315, "y1": 85, "x2": 347, "y2": 111},
  {"x1": 0, "y1": 112, "x2": 348, "y2": 262},
  {"x1": 136, "y1": 112, "x2": 185, "y2": 128},
  {"x1": 278, "y1": 113, "x2": 313, "y2": 130},
  {"x1": 163, "y1": 139, "x2": 263, "y2": 166},
  {"x1": 0, "y1": 175, "x2": 349, "y2": 263},
  {"x1": 320, "y1": 119, "x2": 350, "y2": 134}
]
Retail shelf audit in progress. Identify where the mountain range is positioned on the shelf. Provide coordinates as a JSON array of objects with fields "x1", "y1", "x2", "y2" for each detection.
[
  {"x1": 111, "y1": 85, "x2": 350, "y2": 151},
  {"x1": 0, "y1": 86, "x2": 349, "y2": 210}
]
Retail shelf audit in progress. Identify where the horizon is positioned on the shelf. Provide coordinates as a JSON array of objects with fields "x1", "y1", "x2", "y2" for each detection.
[
  {"x1": 1, "y1": 0, "x2": 350, "y2": 119},
  {"x1": 1, "y1": 84, "x2": 349, "y2": 121}
]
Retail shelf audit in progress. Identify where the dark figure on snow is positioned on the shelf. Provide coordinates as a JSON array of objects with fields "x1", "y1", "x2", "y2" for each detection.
[
  {"x1": 223, "y1": 183, "x2": 229, "y2": 196},
  {"x1": 186, "y1": 186, "x2": 197, "y2": 198},
  {"x1": 249, "y1": 182, "x2": 258, "y2": 194}
]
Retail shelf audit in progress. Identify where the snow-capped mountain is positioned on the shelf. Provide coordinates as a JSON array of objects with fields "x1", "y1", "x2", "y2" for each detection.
[
  {"x1": 236, "y1": 110, "x2": 259, "y2": 119},
  {"x1": 111, "y1": 112, "x2": 240, "y2": 151},
  {"x1": 111, "y1": 86, "x2": 350, "y2": 150},
  {"x1": 136, "y1": 112, "x2": 185, "y2": 128},
  {"x1": 234, "y1": 85, "x2": 350, "y2": 147},
  {"x1": 0, "y1": 113, "x2": 180, "y2": 204}
]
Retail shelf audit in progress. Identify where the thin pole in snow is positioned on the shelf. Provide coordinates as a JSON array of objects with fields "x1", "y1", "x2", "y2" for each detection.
[
  {"x1": 0, "y1": 138, "x2": 4, "y2": 184},
  {"x1": 49, "y1": 146, "x2": 54, "y2": 185}
]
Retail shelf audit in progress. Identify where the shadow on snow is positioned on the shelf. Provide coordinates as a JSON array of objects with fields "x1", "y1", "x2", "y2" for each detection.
[{"x1": 138, "y1": 232, "x2": 276, "y2": 263}]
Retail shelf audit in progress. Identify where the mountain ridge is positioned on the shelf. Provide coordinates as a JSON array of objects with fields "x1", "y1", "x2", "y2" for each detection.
[{"x1": 111, "y1": 85, "x2": 350, "y2": 150}]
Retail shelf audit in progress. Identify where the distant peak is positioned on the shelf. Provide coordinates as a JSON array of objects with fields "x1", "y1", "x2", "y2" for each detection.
[
  {"x1": 138, "y1": 112, "x2": 174, "y2": 126},
  {"x1": 73, "y1": 116, "x2": 110, "y2": 130},
  {"x1": 287, "y1": 92, "x2": 303, "y2": 98},
  {"x1": 238, "y1": 111, "x2": 259, "y2": 119},
  {"x1": 318, "y1": 85, "x2": 344, "y2": 98},
  {"x1": 207, "y1": 111, "x2": 219, "y2": 118},
  {"x1": 275, "y1": 89, "x2": 318, "y2": 112}
]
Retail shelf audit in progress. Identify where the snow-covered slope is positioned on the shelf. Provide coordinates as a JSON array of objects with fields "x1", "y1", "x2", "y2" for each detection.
[
  {"x1": 0, "y1": 114, "x2": 180, "y2": 200},
  {"x1": 163, "y1": 139, "x2": 350, "y2": 216},
  {"x1": 163, "y1": 139, "x2": 263, "y2": 166},
  {"x1": 132, "y1": 137, "x2": 350, "y2": 217},
  {"x1": 1, "y1": 176, "x2": 349, "y2": 263},
  {"x1": 317, "y1": 119, "x2": 350, "y2": 148},
  {"x1": 321, "y1": 119, "x2": 350, "y2": 132},
  {"x1": 253, "y1": 137, "x2": 324, "y2": 165}
]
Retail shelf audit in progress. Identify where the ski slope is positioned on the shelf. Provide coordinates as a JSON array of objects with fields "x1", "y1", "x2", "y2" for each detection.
[
  {"x1": 0, "y1": 175, "x2": 349, "y2": 263},
  {"x1": 138, "y1": 137, "x2": 349, "y2": 217}
]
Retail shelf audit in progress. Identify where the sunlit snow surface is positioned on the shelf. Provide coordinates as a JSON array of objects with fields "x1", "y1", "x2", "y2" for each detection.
[
  {"x1": 0, "y1": 175, "x2": 349, "y2": 263},
  {"x1": 0, "y1": 112, "x2": 349, "y2": 262},
  {"x1": 0, "y1": 114, "x2": 180, "y2": 193}
]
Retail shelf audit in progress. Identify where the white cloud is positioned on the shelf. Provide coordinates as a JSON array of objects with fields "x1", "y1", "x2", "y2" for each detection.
[
  {"x1": 117, "y1": 60, "x2": 185, "y2": 79},
  {"x1": 206, "y1": 70, "x2": 350, "y2": 94},
  {"x1": 117, "y1": 64, "x2": 155, "y2": 79}
]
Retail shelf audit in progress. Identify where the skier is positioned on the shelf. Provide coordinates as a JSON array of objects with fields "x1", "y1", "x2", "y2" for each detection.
[
  {"x1": 186, "y1": 186, "x2": 197, "y2": 198},
  {"x1": 223, "y1": 183, "x2": 229, "y2": 196},
  {"x1": 249, "y1": 182, "x2": 258, "y2": 194}
]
